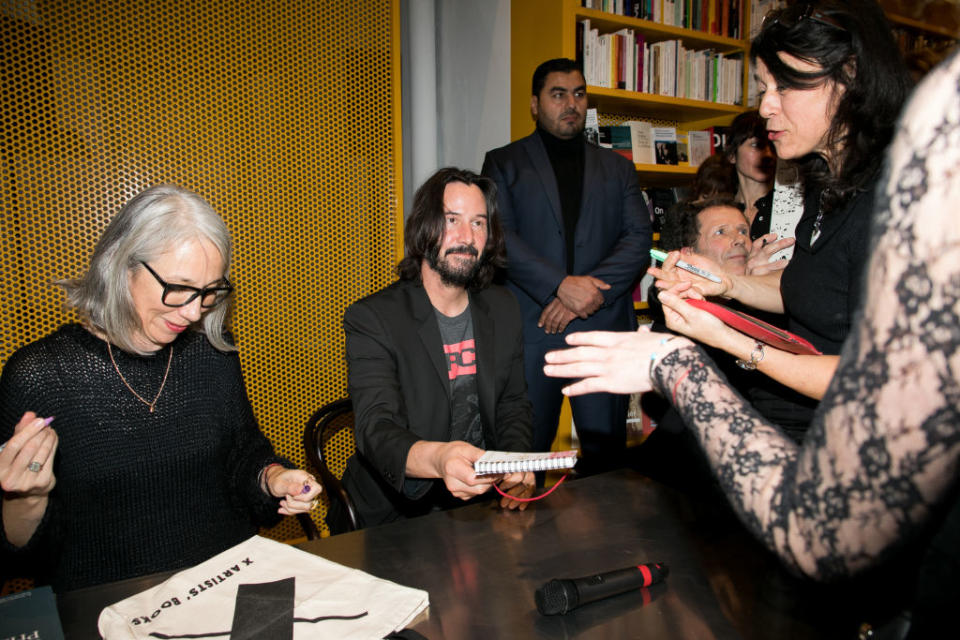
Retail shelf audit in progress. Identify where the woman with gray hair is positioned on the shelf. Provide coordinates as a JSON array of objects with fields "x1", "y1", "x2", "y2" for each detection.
[{"x1": 0, "y1": 185, "x2": 320, "y2": 592}]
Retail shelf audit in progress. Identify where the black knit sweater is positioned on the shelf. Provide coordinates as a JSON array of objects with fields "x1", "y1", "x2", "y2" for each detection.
[{"x1": 0, "y1": 324, "x2": 288, "y2": 592}]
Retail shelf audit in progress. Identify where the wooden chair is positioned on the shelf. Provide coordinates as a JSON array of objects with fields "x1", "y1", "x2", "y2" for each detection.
[{"x1": 303, "y1": 398, "x2": 359, "y2": 533}]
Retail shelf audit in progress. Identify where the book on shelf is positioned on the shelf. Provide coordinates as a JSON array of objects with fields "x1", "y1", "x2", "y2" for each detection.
[
  {"x1": 709, "y1": 123, "x2": 731, "y2": 154},
  {"x1": 599, "y1": 125, "x2": 634, "y2": 161},
  {"x1": 0, "y1": 585, "x2": 66, "y2": 640},
  {"x1": 644, "y1": 186, "x2": 687, "y2": 232},
  {"x1": 653, "y1": 127, "x2": 679, "y2": 165},
  {"x1": 687, "y1": 130, "x2": 713, "y2": 167},
  {"x1": 578, "y1": 19, "x2": 744, "y2": 105},
  {"x1": 585, "y1": 107, "x2": 600, "y2": 146},
  {"x1": 474, "y1": 450, "x2": 579, "y2": 475},
  {"x1": 676, "y1": 130, "x2": 690, "y2": 164},
  {"x1": 627, "y1": 120, "x2": 655, "y2": 164},
  {"x1": 580, "y1": 0, "x2": 744, "y2": 38}
]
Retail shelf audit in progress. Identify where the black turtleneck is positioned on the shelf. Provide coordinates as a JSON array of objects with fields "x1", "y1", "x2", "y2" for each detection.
[{"x1": 536, "y1": 125, "x2": 586, "y2": 273}]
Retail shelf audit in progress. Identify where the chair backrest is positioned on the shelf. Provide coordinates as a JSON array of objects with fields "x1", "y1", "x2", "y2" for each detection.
[{"x1": 303, "y1": 398, "x2": 359, "y2": 532}]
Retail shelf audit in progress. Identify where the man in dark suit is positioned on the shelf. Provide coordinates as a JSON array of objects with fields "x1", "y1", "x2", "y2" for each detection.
[
  {"x1": 482, "y1": 58, "x2": 651, "y2": 477},
  {"x1": 329, "y1": 168, "x2": 534, "y2": 533}
]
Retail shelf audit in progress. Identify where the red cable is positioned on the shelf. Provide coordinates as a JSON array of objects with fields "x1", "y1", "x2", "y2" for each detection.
[{"x1": 494, "y1": 473, "x2": 569, "y2": 502}]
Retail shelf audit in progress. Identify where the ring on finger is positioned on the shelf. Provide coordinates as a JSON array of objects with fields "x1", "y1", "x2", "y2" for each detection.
[{"x1": 27, "y1": 461, "x2": 43, "y2": 472}]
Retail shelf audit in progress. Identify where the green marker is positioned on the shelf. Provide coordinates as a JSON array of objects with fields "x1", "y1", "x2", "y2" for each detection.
[{"x1": 650, "y1": 248, "x2": 722, "y2": 283}]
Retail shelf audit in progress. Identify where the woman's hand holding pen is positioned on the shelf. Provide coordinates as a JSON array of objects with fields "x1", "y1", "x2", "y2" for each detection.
[
  {"x1": 1, "y1": 412, "x2": 58, "y2": 547},
  {"x1": 648, "y1": 250, "x2": 731, "y2": 299},
  {"x1": 264, "y1": 466, "x2": 323, "y2": 516},
  {"x1": 0, "y1": 412, "x2": 58, "y2": 498}
]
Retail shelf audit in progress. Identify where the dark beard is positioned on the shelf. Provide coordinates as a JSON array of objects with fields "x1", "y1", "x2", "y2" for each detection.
[{"x1": 426, "y1": 245, "x2": 481, "y2": 288}]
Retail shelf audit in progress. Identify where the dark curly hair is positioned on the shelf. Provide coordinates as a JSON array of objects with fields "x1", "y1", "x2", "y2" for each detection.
[
  {"x1": 750, "y1": 0, "x2": 911, "y2": 213},
  {"x1": 397, "y1": 167, "x2": 506, "y2": 290},
  {"x1": 661, "y1": 196, "x2": 745, "y2": 252}
]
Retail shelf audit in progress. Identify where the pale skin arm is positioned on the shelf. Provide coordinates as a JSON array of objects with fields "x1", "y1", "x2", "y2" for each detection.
[
  {"x1": 405, "y1": 440, "x2": 535, "y2": 511},
  {"x1": 1, "y1": 413, "x2": 58, "y2": 547},
  {"x1": 650, "y1": 250, "x2": 785, "y2": 314}
]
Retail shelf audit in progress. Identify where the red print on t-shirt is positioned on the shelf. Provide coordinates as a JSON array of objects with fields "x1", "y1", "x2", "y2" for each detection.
[{"x1": 444, "y1": 339, "x2": 477, "y2": 380}]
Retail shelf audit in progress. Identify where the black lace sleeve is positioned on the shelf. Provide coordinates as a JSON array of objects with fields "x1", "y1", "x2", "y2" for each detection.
[{"x1": 651, "y1": 52, "x2": 960, "y2": 580}]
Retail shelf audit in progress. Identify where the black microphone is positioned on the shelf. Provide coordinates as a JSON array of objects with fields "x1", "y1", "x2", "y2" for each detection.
[{"x1": 535, "y1": 562, "x2": 669, "y2": 615}]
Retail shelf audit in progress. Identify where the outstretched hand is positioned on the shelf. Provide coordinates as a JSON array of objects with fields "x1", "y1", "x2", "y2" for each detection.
[{"x1": 543, "y1": 328, "x2": 694, "y2": 396}]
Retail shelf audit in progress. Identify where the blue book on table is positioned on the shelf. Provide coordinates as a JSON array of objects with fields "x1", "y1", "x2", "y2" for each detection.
[{"x1": 0, "y1": 585, "x2": 65, "y2": 640}]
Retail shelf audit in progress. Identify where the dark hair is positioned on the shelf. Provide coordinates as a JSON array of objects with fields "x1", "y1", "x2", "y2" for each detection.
[
  {"x1": 690, "y1": 154, "x2": 739, "y2": 201},
  {"x1": 750, "y1": 0, "x2": 911, "y2": 213},
  {"x1": 661, "y1": 197, "x2": 745, "y2": 252},
  {"x1": 723, "y1": 110, "x2": 771, "y2": 161},
  {"x1": 532, "y1": 58, "x2": 582, "y2": 96},
  {"x1": 397, "y1": 167, "x2": 505, "y2": 290}
]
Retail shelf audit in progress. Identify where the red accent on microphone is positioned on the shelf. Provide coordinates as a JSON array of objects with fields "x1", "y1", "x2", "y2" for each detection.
[{"x1": 638, "y1": 564, "x2": 653, "y2": 587}]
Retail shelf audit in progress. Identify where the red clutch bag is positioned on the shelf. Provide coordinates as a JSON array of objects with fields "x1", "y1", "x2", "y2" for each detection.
[{"x1": 685, "y1": 298, "x2": 822, "y2": 356}]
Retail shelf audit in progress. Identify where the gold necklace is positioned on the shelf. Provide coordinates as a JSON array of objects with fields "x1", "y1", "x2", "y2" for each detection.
[{"x1": 107, "y1": 342, "x2": 173, "y2": 413}]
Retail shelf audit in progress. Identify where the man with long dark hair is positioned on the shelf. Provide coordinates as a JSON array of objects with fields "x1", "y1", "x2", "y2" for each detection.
[{"x1": 328, "y1": 168, "x2": 534, "y2": 532}]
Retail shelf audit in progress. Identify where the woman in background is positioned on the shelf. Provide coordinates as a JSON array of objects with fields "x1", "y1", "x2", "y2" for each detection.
[
  {"x1": 689, "y1": 110, "x2": 793, "y2": 275},
  {"x1": 0, "y1": 185, "x2": 320, "y2": 591}
]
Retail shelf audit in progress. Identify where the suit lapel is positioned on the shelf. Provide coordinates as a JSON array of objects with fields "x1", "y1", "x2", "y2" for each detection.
[
  {"x1": 410, "y1": 284, "x2": 451, "y2": 400},
  {"x1": 577, "y1": 143, "x2": 603, "y2": 239},
  {"x1": 522, "y1": 134, "x2": 565, "y2": 231},
  {"x1": 469, "y1": 291, "x2": 495, "y2": 432}
]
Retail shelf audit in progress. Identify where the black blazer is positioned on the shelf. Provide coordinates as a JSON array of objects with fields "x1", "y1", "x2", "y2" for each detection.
[
  {"x1": 482, "y1": 132, "x2": 652, "y2": 341},
  {"x1": 341, "y1": 279, "x2": 532, "y2": 526}
]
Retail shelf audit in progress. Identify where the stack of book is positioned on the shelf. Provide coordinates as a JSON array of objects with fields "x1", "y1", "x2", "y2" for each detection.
[
  {"x1": 581, "y1": 0, "x2": 746, "y2": 38},
  {"x1": 587, "y1": 111, "x2": 714, "y2": 168},
  {"x1": 579, "y1": 19, "x2": 744, "y2": 105}
]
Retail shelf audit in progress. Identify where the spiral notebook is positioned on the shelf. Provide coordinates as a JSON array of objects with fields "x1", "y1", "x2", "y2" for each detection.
[{"x1": 474, "y1": 450, "x2": 578, "y2": 476}]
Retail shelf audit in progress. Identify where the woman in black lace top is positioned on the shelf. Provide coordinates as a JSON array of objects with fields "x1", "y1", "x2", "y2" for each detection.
[
  {"x1": 649, "y1": 1, "x2": 913, "y2": 440},
  {"x1": 545, "y1": 49, "x2": 960, "y2": 637},
  {"x1": 0, "y1": 185, "x2": 321, "y2": 591}
]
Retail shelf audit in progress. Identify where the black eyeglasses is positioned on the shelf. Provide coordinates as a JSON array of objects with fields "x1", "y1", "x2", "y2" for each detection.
[
  {"x1": 140, "y1": 261, "x2": 234, "y2": 308},
  {"x1": 764, "y1": 3, "x2": 848, "y2": 33}
]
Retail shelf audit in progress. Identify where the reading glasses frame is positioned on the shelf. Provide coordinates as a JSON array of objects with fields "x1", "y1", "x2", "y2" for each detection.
[{"x1": 140, "y1": 260, "x2": 234, "y2": 308}]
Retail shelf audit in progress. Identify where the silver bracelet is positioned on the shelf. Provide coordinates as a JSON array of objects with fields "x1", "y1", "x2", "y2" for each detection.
[{"x1": 735, "y1": 342, "x2": 765, "y2": 371}]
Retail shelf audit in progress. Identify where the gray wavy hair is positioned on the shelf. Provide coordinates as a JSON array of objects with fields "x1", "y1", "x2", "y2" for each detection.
[{"x1": 58, "y1": 184, "x2": 236, "y2": 355}]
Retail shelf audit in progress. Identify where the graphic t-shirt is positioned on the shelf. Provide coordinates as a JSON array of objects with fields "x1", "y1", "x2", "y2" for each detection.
[{"x1": 435, "y1": 305, "x2": 484, "y2": 448}]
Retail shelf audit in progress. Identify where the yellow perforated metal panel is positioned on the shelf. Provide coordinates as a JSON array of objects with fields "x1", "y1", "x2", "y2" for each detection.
[{"x1": 1, "y1": 1, "x2": 402, "y2": 540}]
